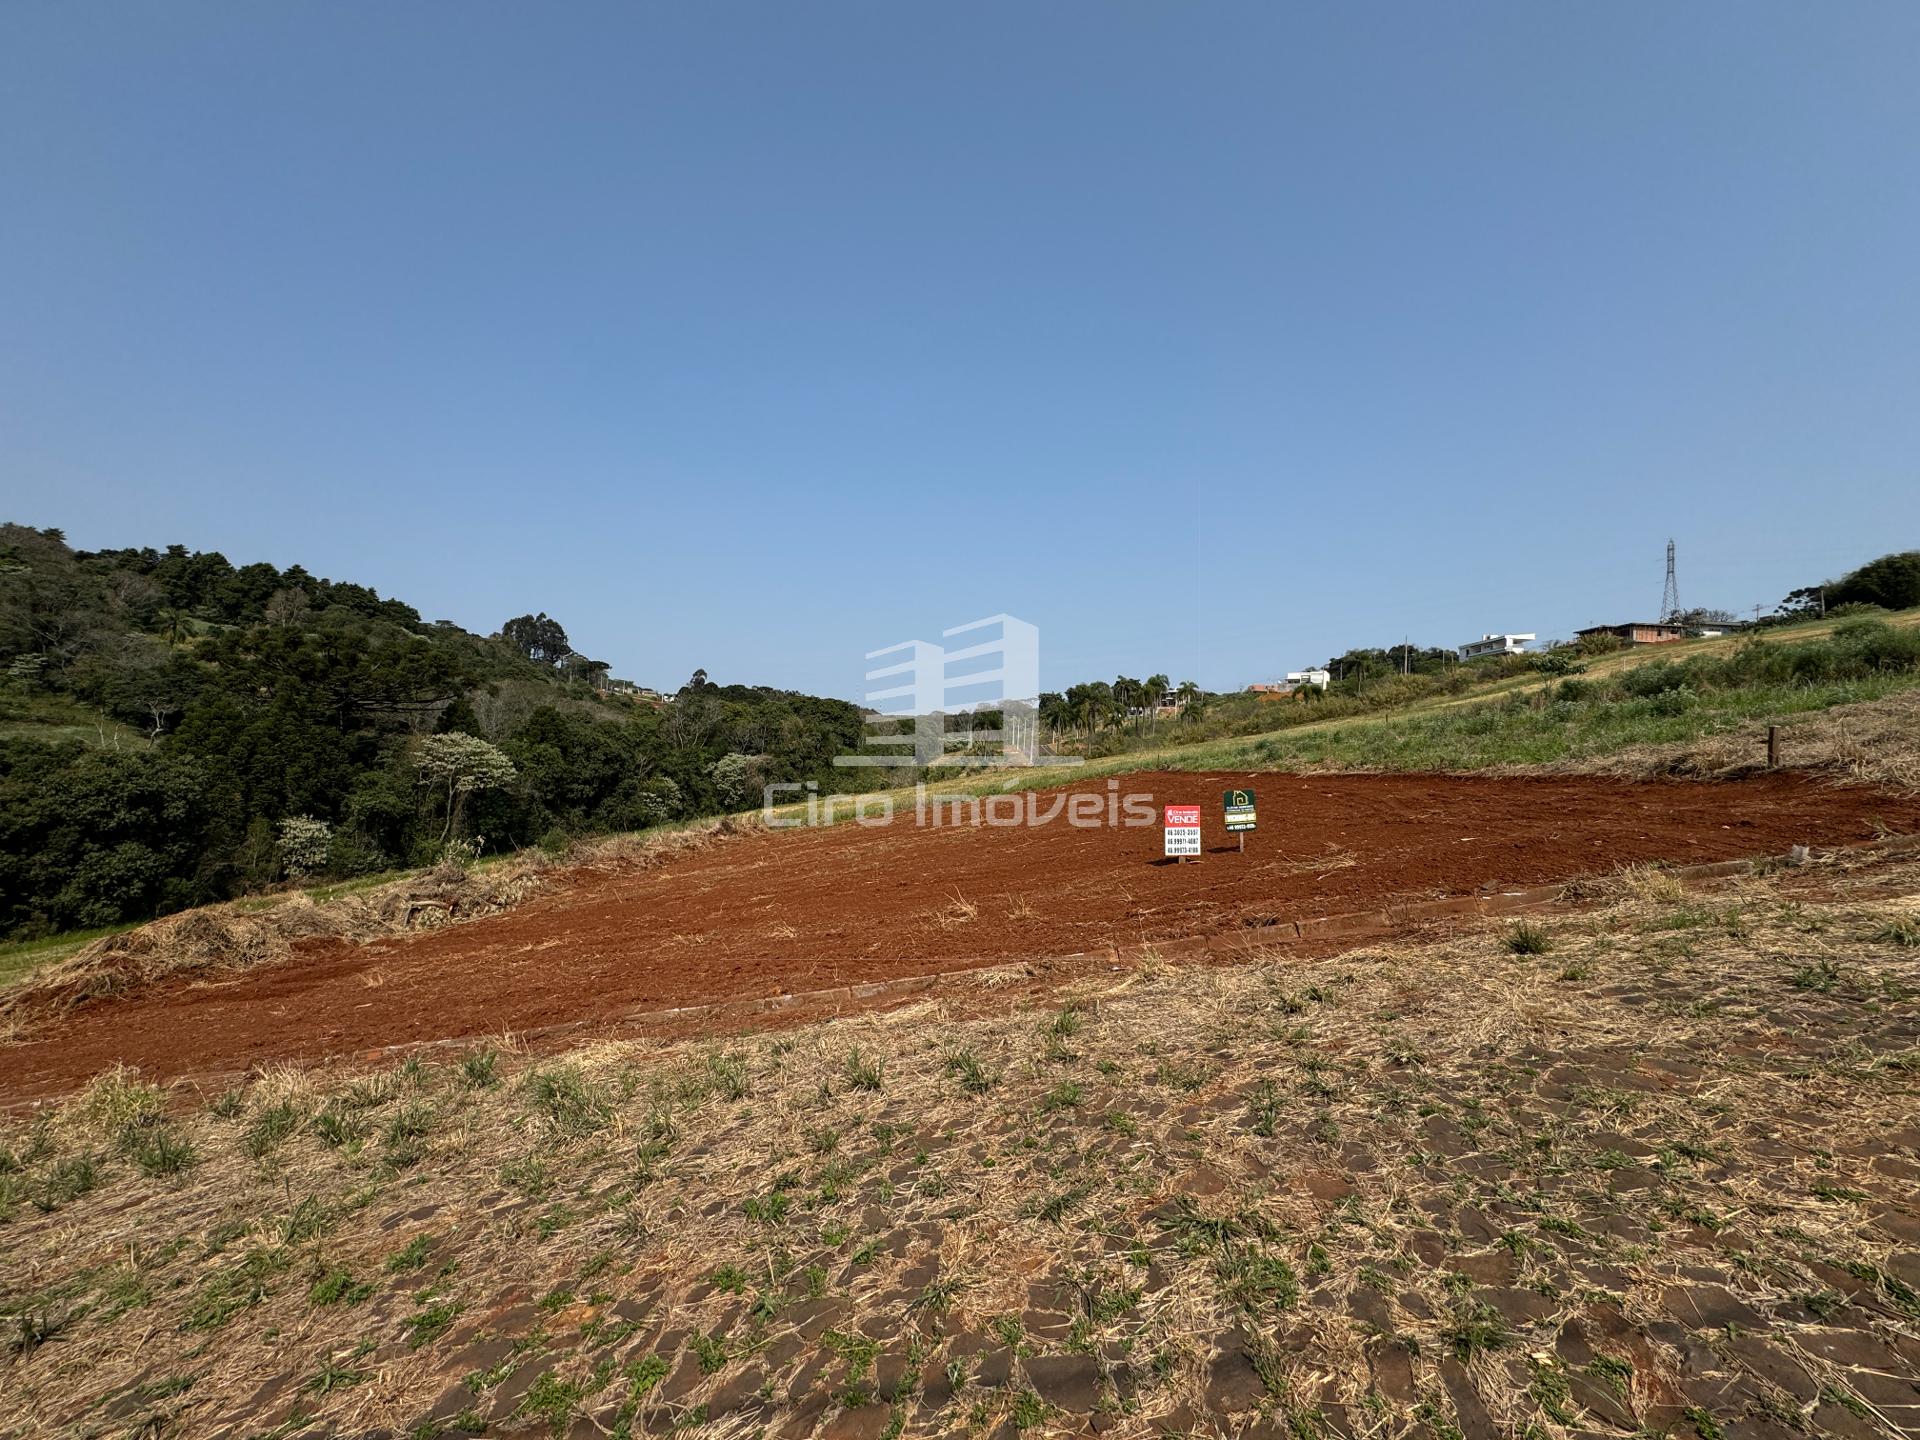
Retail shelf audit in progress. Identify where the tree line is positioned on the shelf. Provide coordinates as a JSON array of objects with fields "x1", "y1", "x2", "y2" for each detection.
[{"x1": 0, "y1": 525, "x2": 863, "y2": 939}]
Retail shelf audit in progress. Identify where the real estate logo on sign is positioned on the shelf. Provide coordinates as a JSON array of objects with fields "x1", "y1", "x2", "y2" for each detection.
[
  {"x1": 1223, "y1": 788, "x2": 1257, "y2": 833},
  {"x1": 1164, "y1": 804, "x2": 1202, "y2": 858}
]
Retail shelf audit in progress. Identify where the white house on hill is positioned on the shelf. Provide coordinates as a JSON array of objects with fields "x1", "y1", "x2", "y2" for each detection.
[{"x1": 1458, "y1": 633, "x2": 1535, "y2": 661}]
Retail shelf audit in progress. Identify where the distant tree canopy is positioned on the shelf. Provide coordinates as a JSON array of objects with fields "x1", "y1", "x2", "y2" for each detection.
[
  {"x1": 1324, "y1": 644, "x2": 1459, "y2": 680},
  {"x1": 1779, "y1": 550, "x2": 1920, "y2": 618},
  {"x1": 1831, "y1": 551, "x2": 1920, "y2": 612},
  {"x1": 502, "y1": 612, "x2": 572, "y2": 665},
  {"x1": 0, "y1": 523, "x2": 866, "y2": 939},
  {"x1": 1670, "y1": 608, "x2": 1740, "y2": 628}
]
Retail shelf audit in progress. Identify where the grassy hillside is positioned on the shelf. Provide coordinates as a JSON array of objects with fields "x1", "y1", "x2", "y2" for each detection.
[{"x1": 875, "y1": 610, "x2": 1920, "y2": 811}]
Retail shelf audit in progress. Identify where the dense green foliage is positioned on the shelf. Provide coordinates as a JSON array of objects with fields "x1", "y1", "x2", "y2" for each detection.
[
  {"x1": 0, "y1": 525, "x2": 862, "y2": 938},
  {"x1": 1777, "y1": 550, "x2": 1920, "y2": 619}
]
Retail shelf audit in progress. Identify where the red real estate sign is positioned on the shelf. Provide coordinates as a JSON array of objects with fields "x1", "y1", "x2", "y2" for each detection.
[{"x1": 1163, "y1": 805, "x2": 1202, "y2": 858}]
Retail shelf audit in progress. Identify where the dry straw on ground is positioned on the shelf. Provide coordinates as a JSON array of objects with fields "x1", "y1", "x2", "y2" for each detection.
[{"x1": 3, "y1": 854, "x2": 1916, "y2": 1438}]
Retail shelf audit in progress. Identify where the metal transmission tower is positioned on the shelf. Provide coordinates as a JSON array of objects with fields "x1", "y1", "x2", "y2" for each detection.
[{"x1": 1661, "y1": 539, "x2": 1681, "y2": 622}]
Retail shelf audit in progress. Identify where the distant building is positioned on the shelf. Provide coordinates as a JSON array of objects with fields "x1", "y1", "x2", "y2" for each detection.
[
  {"x1": 596, "y1": 679, "x2": 668, "y2": 704},
  {"x1": 1250, "y1": 669, "x2": 1330, "y2": 698},
  {"x1": 1458, "y1": 633, "x2": 1535, "y2": 661},
  {"x1": 1576, "y1": 621, "x2": 1688, "y2": 646}
]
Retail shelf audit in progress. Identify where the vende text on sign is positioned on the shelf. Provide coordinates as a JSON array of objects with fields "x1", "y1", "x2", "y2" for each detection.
[{"x1": 1164, "y1": 804, "x2": 1202, "y2": 858}]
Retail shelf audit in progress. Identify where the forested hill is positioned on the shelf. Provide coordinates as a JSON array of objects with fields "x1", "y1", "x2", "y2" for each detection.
[{"x1": 0, "y1": 523, "x2": 863, "y2": 939}]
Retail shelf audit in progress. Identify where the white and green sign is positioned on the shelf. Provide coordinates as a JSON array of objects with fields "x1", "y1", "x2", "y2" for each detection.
[{"x1": 1223, "y1": 788, "x2": 1256, "y2": 833}]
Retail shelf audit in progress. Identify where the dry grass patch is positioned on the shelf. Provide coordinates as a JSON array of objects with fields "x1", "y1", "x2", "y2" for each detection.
[{"x1": 3, "y1": 855, "x2": 1917, "y2": 1438}]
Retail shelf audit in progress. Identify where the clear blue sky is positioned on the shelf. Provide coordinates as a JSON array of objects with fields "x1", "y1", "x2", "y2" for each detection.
[{"x1": 5, "y1": 3, "x2": 1917, "y2": 699}]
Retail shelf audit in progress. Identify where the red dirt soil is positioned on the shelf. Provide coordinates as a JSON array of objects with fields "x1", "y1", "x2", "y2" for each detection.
[{"x1": 5, "y1": 769, "x2": 1916, "y2": 1099}]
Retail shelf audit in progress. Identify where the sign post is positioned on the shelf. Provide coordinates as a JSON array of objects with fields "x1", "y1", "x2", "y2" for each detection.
[
  {"x1": 1163, "y1": 804, "x2": 1201, "y2": 861},
  {"x1": 1223, "y1": 788, "x2": 1256, "y2": 853}
]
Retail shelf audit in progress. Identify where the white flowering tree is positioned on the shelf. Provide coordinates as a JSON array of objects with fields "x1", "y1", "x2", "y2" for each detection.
[
  {"x1": 635, "y1": 777, "x2": 681, "y2": 827},
  {"x1": 707, "y1": 752, "x2": 767, "y2": 811},
  {"x1": 411, "y1": 732, "x2": 517, "y2": 842},
  {"x1": 275, "y1": 816, "x2": 332, "y2": 879}
]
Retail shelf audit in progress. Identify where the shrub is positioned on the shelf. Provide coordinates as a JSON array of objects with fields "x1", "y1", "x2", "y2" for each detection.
[
  {"x1": 430, "y1": 836, "x2": 484, "y2": 880},
  {"x1": 128, "y1": 1127, "x2": 197, "y2": 1176},
  {"x1": 1529, "y1": 652, "x2": 1586, "y2": 677},
  {"x1": 1619, "y1": 663, "x2": 1689, "y2": 698},
  {"x1": 708, "y1": 753, "x2": 768, "y2": 812},
  {"x1": 633, "y1": 777, "x2": 682, "y2": 826},
  {"x1": 1875, "y1": 917, "x2": 1920, "y2": 948},
  {"x1": 523, "y1": 1066, "x2": 610, "y2": 1138},
  {"x1": 1504, "y1": 923, "x2": 1553, "y2": 956},
  {"x1": 276, "y1": 817, "x2": 332, "y2": 880},
  {"x1": 323, "y1": 830, "x2": 388, "y2": 878}
]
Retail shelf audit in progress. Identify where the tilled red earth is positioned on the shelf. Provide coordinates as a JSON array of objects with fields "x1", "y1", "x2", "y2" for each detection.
[{"x1": 5, "y1": 769, "x2": 1916, "y2": 1098}]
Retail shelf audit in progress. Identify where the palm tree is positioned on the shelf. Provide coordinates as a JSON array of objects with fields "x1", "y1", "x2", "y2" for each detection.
[
  {"x1": 1175, "y1": 680, "x2": 1201, "y2": 722},
  {"x1": 1145, "y1": 673, "x2": 1170, "y2": 729},
  {"x1": 1072, "y1": 681, "x2": 1115, "y2": 741},
  {"x1": 1038, "y1": 692, "x2": 1071, "y2": 747}
]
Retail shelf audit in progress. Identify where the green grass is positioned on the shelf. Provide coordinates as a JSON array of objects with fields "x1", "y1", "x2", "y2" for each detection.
[
  {"x1": 0, "y1": 692, "x2": 145, "y2": 748},
  {"x1": 1208, "y1": 675, "x2": 1918, "y2": 774},
  {"x1": 1875, "y1": 917, "x2": 1920, "y2": 948},
  {"x1": 1504, "y1": 923, "x2": 1554, "y2": 956}
]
